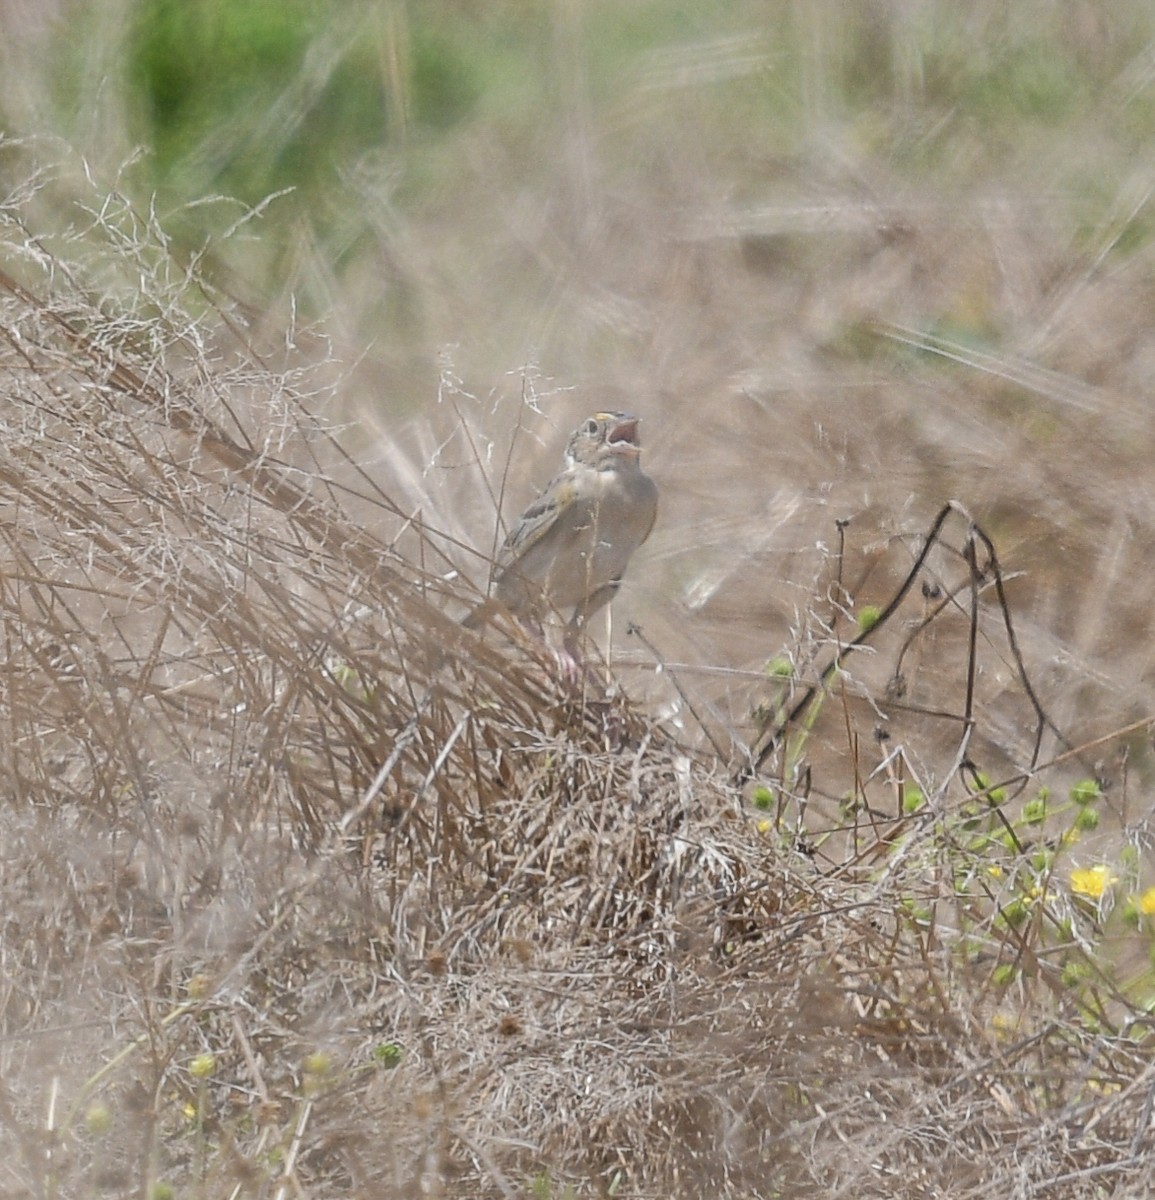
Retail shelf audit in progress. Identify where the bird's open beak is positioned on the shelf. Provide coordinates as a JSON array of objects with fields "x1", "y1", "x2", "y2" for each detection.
[{"x1": 606, "y1": 415, "x2": 641, "y2": 456}]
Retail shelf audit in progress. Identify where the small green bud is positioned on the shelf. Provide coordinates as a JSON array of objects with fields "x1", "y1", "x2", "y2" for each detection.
[
  {"x1": 1075, "y1": 806, "x2": 1100, "y2": 831},
  {"x1": 1061, "y1": 961, "x2": 1088, "y2": 988},
  {"x1": 1071, "y1": 779, "x2": 1102, "y2": 806},
  {"x1": 85, "y1": 1103, "x2": 113, "y2": 1135},
  {"x1": 373, "y1": 1043, "x2": 403, "y2": 1068},
  {"x1": 857, "y1": 605, "x2": 882, "y2": 633},
  {"x1": 303, "y1": 1052, "x2": 331, "y2": 1076}
]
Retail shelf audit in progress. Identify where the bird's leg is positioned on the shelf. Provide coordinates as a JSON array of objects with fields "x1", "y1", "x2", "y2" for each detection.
[
  {"x1": 571, "y1": 579, "x2": 620, "y2": 630},
  {"x1": 509, "y1": 611, "x2": 578, "y2": 680},
  {"x1": 513, "y1": 612, "x2": 549, "y2": 659},
  {"x1": 560, "y1": 579, "x2": 622, "y2": 682},
  {"x1": 557, "y1": 621, "x2": 586, "y2": 685}
]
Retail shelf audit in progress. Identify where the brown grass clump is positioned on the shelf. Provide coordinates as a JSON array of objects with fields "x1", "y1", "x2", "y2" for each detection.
[{"x1": 4, "y1": 133, "x2": 1155, "y2": 1200}]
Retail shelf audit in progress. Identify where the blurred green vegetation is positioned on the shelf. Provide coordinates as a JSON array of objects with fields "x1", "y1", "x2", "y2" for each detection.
[
  {"x1": 4, "y1": 0, "x2": 1154, "y2": 354},
  {"x1": 35, "y1": 2, "x2": 1148, "y2": 218},
  {"x1": 129, "y1": 1, "x2": 390, "y2": 198}
]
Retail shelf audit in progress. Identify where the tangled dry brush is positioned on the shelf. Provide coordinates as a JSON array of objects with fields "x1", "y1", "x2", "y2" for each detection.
[{"x1": 3, "y1": 176, "x2": 1155, "y2": 1200}]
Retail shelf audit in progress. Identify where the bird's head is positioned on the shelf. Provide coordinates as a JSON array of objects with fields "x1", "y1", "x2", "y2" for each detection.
[{"x1": 566, "y1": 411, "x2": 643, "y2": 468}]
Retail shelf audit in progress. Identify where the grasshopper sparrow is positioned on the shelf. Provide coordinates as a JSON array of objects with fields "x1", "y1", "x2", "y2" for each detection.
[{"x1": 464, "y1": 412, "x2": 658, "y2": 668}]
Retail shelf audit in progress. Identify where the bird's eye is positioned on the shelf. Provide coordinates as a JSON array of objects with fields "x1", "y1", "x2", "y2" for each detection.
[{"x1": 583, "y1": 419, "x2": 600, "y2": 436}]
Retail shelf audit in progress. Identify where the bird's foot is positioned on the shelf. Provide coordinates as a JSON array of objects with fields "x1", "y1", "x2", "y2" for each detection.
[{"x1": 551, "y1": 643, "x2": 584, "y2": 687}]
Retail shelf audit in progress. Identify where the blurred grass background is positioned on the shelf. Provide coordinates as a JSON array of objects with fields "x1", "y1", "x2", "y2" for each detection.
[
  {"x1": 5, "y1": 0, "x2": 1155, "y2": 1194},
  {"x1": 14, "y1": 0, "x2": 1145, "y2": 713}
]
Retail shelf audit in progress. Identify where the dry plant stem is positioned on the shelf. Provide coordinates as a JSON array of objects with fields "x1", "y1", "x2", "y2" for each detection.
[
  {"x1": 971, "y1": 715, "x2": 1155, "y2": 804},
  {"x1": 739, "y1": 502, "x2": 961, "y2": 783},
  {"x1": 627, "y1": 620, "x2": 730, "y2": 759},
  {"x1": 1127, "y1": 1071, "x2": 1155, "y2": 1157},
  {"x1": 0, "y1": 266, "x2": 442, "y2": 623},
  {"x1": 831, "y1": 516, "x2": 850, "y2": 624},
  {"x1": 890, "y1": 564, "x2": 1002, "y2": 687},
  {"x1": 1036, "y1": 1157, "x2": 1152, "y2": 1195},
  {"x1": 450, "y1": 1130, "x2": 521, "y2": 1200},
  {"x1": 963, "y1": 516, "x2": 1076, "y2": 779},
  {"x1": 337, "y1": 697, "x2": 431, "y2": 836},
  {"x1": 273, "y1": 1098, "x2": 313, "y2": 1200},
  {"x1": 739, "y1": 501, "x2": 1069, "y2": 788},
  {"x1": 873, "y1": 321, "x2": 1106, "y2": 415},
  {"x1": 447, "y1": 369, "x2": 540, "y2": 584},
  {"x1": 961, "y1": 534, "x2": 980, "y2": 757}
]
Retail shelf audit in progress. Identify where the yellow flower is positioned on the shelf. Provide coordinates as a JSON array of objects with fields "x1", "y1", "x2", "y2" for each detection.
[
  {"x1": 1069, "y1": 865, "x2": 1116, "y2": 899},
  {"x1": 990, "y1": 1011, "x2": 1018, "y2": 1038},
  {"x1": 1138, "y1": 887, "x2": 1155, "y2": 916},
  {"x1": 189, "y1": 1053, "x2": 216, "y2": 1079}
]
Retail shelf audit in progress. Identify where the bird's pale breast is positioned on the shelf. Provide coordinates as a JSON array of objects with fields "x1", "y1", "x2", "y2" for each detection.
[{"x1": 495, "y1": 460, "x2": 656, "y2": 616}]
